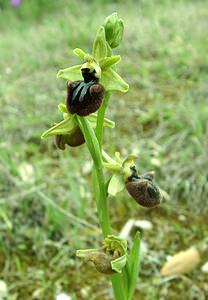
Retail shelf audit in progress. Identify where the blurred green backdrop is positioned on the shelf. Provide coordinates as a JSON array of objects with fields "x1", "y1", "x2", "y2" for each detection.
[{"x1": 0, "y1": 0, "x2": 208, "y2": 299}]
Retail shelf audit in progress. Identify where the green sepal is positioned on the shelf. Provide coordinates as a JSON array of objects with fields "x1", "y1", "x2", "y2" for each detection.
[
  {"x1": 73, "y1": 48, "x2": 86, "y2": 60},
  {"x1": 101, "y1": 68, "x2": 129, "y2": 93},
  {"x1": 41, "y1": 116, "x2": 77, "y2": 138},
  {"x1": 99, "y1": 55, "x2": 121, "y2": 70},
  {"x1": 57, "y1": 64, "x2": 82, "y2": 81},
  {"x1": 108, "y1": 173, "x2": 125, "y2": 196},
  {"x1": 125, "y1": 232, "x2": 141, "y2": 300},
  {"x1": 76, "y1": 249, "x2": 97, "y2": 258},
  {"x1": 88, "y1": 113, "x2": 115, "y2": 129},
  {"x1": 92, "y1": 26, "x2": 107, "y2": 61}
]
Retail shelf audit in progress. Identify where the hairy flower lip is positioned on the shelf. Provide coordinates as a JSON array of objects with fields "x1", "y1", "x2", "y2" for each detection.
[
  {"x1": 126, "y1": 178, "x2": 161, "y2": 208},
  {"x1": 66, "y1": 78, "x2": 105, "y2": 117},
  {"x1": 55, "y1": 126, "x2": 85, "y2": 150}
]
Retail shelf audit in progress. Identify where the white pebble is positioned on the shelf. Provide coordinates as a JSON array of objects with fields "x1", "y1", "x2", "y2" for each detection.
[
  {"x1": 0, "y1": 280, "x2": 7, "y2": 298},
  {"x1": 201, "y1": 262, "x2": 208, "y2": 274},
  {"x1": 134, "y1": 220, "x2": 153, "y2": 230},
  {"x1": 56, "y1": 293, "x2": 72, "y2": 300}
]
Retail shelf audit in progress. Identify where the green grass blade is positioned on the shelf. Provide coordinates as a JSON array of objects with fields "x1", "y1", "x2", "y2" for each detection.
[{"x1": 126, "y1": 231, "x2": 141, "y2": 300}]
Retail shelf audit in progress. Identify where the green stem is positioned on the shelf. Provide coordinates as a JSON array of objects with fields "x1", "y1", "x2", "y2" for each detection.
[
  {"x1": 112, "y1": 274, "x2": 127, "y2": 300},
  {"x1": 76, "y1": 94, "x2": 127, "y2": 299},
  {"x1": 76, "y1": 116, "x2": 111, "y2": 237},
  {"x1": 95, "y1": 91, "x2": 110, "y2": 146}
]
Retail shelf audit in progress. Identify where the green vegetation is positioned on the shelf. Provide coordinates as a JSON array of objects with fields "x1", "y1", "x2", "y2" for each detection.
[{"x1": 0, "y1": 1, "x2": 207, "y2": 299}]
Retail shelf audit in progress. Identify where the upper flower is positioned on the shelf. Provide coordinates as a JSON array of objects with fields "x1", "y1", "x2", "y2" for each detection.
[{"x1": 57, "y1": 25, "x2": 129, "y2": 94}]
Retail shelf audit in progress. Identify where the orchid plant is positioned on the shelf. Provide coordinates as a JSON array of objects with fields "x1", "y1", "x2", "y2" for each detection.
[{"x1": 42, "y1": 13, "x2": 162, "y2": 300}]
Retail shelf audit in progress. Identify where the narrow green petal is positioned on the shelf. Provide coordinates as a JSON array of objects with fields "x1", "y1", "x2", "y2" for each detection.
[
  {"x1": 99, "y1": 55, "x2": 121, "y2": 70},
  {"x1": 101, "y1": 68, "x2": 129, "y2": 93},
  {"x1": 41, "y1": 116, "x2": 77, "y2": 139},
  {"x1": 58, "y1": 103, "x2": 68, "y2": 113},
  {"x1": 103, "y1": 162, "x2": 121, "y2": 172},
  {"x1": 73, "y1": 48, "x2": 86, "y2": 60},
  {"x1": 57, "y1": 64, "x2": 82, "y2": 81},
  {"x1": 111, "y1": 254, "x2": 127, "y2": 273},
  {"x1": 104, "y1": 235, "x2": 127, "y2": 254},
  {"x1": 92, "y1": 26, "x2": 107, "y2": 61}
]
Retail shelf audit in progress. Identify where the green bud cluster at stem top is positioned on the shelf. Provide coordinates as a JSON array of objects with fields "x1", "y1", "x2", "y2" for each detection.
[{"x1": 104, "y1": 12, "x2": 124, "y2": 49}]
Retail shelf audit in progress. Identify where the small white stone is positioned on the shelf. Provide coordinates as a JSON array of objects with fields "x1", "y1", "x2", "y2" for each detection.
[
  {"x1": 0, "y1": 280, "x2": 7, "y2": 298},
  {"x1": 134, "y1": 220, "x2": 153, "y2": 230},
  {"x1": 18, "y1": 162, "x2": 35, "y2": 183},
  {"x1": 56, "y1": 293, "x2": 71, "y2": 300},
  {"x1": 166, "y1": 255, "x2": 173, "y2": 261},
  {"x1": 82, "y1": 161, "x2": 93, "y2": 175},
  {"x1": 201, "y1": 262, "x2": 208, "y2": 274},
  {"x1": 5, "y1": 67, "x2": 11, "y2": 74},
  {"x1": 119, "y1": 219, "x2": 135, "y2": 239},
  {"x1": 178, "y1": 215, "x2": 186, "y2": 222},
  {"x1": 80, "y1": 286, "x2": 90, "y2": 298},
  {"x1": 140, "y1": 240, "x2": 148, "y2": 257}
]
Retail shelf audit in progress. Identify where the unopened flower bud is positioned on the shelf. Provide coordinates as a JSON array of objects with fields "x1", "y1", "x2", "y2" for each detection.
[
  {"x1": 104, "y1": 13, "x2": 124, "y2": 49},
  {"x1": 55, "y1": 126, "x2": 85, "y2": 150},
  {"x1": 66, "y1": 68, "x2": 105, "y2": 116}
]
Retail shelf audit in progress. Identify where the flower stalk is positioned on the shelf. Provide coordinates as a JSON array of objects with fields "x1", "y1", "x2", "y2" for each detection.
[{"x1": 76, "y1": 115, "x2": 111, "y2": 237}]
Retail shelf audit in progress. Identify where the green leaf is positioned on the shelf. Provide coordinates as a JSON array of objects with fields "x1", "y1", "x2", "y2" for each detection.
[
  {"x1": 108, "y1": 173, "x2": 125, "y2": 196},
  {"x1": 41, "y1": 116, "x2": 77, "y2": 139},
  {"x1": 125, "y1": 232, "x2": 141, "y2": 300},
  {"x1": 92, "y1": 26, "x2": 107, "y2": 61},
  {"x1": 99, "y1": 55, "x2": 121, "y2": 70},
  {"x1": 101, "y1": 68, "x2": 129, "y2": 93},
  {"x1": 57, "y1": 64, "x2": 82, "y2": 81},
  {"x1": 73, "y1": 48, "x2": 86, "y2": 60}
]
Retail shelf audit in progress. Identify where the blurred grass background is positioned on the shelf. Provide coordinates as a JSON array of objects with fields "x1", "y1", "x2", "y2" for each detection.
[{"x1": 0, "y1": 0, "x2": 208, "y2": 299}]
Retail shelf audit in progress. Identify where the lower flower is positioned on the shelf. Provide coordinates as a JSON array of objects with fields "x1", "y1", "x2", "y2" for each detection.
[
  {"x1": 76, "y1": 235, "x2": 127, "y2": 275},
  {"x1": 125, "y1": 170, "x2": 161, "y2": 208}
]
